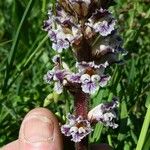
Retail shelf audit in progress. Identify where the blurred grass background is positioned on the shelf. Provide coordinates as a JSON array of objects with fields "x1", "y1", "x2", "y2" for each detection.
[{"x1": 0, "y1": 0, "x2": 150, "y2": 149}]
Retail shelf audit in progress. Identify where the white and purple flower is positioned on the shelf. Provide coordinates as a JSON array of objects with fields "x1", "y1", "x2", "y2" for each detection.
[
  {"x1": 76, "y1": 61, "x2": 109, "y2": 75},
  {"x1": 61, "y1": 114, "x2": 93, "y2": 142},
  {"x1": 88, "y1": 99, "x2": 119, "y2": 129},
  {"x1": 44, "y1": 60, "x2": 110, "y2": 95},
  {"x1": 80, "y1": 74, "x2": 110, "y2": 94},
  {"x1": 61, "y1": 99, "x2": 119, "y2": 142},
  {"x1": 44, "y1": 68, "x2": 69, "y2": 94},
  {"x1": 43, "y1": 70, "x2": 54, "y2": 83},
  {"x1": 94, "y1": 20, "x2": 116, "y2": 36},
  {"x1": 52, "y1": 39, "x2": 70, "y2": 53},
  {"x1": 80, "y1": 74, "x2": 100, "y2": 94}
]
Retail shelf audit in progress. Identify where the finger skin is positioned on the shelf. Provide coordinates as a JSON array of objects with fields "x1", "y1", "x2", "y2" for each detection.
[
  {"x1": 1, "y1": 140, "x2": 19, "y2": 150},
  {"x1": 19, "y1": 108, "x2": 63, "y2": 150},
  {"x1": 2, "y1": 108, "x2": 112, "y2": 150}
]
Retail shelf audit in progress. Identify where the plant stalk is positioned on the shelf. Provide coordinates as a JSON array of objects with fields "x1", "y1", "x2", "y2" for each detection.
[{"x1": 74, "y1": 91, "x2": 89, "y2": 150}]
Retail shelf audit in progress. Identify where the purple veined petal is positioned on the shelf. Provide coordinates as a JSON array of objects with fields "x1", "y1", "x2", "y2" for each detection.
[
  {"x1": 81, "y1": 81, "x2": 98, "y2": 94},
  {"x1": 71, "y1": 132, "x2": 88, "y2": 142},
  {"x1": 48, "y1": 30, "x2": 57, "y2": 42},
  {"x1": 88, "y1": 100, "x2": 119, "y2": 128},
  {"x1": 43, "y1": 7, "x2": 54, "y2": 31},
  {"x1": 43, "y1": 70, "x2": 54, "y2": 83},
  {"x1": 67, "y1": 113, "x2": 76, "y2": 120},
  {"x1": 52, "y1": 42, "x2": 63, "y2": 53},
  {"x1": 100, "y1": 111, "x2": 118, "y2": 129},
  {"x1": 70, "y1": 128, "x2": 92, "y2": 143},
  {"x1": 62, "y1": 40, "x2": 70, "y2": 49},
  {"x1": 57, "y1": 39, "x2": 70, "y2": 50},
  {"x1": 101, "y1": 98, "x2": 119, "y2": 111},
  {"x1": 80, "y1": 73, "x2": 100, "y2": 95},
  {"x1": 52, "y1": 34, "x2": 70, "y2": 52},
  {"x1": 67, "y1": 73, "x2": 81, "y2": 83},
  {"x1": 67, "y1": 113, "x2": 76, "y2": 126},
  {"x1": 103, "y1": 111, "x2": 116, "y2": 121},
  {"x1": 94, "y1": 20, "x2": 116, "y2": 36},
  {"x1": 55, "y1": 7, "x2": 75, "y2": 25},
  {"x1": 54, "y1": 81, "x2": 63, "y2": 94},
  {"x1": 61, "y1": 125, "x2": 72, "y2": 136},
  {"x1": 56, "y1": 8, "x2": 67, "y2": 19},
  {"x1": 80, "y1": 74, "x2": 91, "y2": 84},
  {"x1": 53, "y1": 70, "x2": 66, "y2": 81},
  {"x1": 71, "y1": 125, "x2": 93, "y2": 142},
  {"x1": 43, "y1": 19, "x2": 52, "y2": 31},
  {"x1": 71, "y1": 132, "x2": 83, "y2": 143},
  {"x1": 99, "y1": 75, "x2": 111, "y2": 87},
  {"x1": 76, "y1": 61, "x2": 108, "y2": 75},
  {"x1": 61, "y1": 114, "x2": 93, "y2": 143}
]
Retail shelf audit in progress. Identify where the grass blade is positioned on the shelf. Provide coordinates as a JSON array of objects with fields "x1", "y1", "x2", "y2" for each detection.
[{"x1": 2, "y1": 0, "x2": 33, "y2": 93}]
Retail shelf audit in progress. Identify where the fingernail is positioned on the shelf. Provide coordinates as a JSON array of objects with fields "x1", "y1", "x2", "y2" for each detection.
[{"x1": 21, "y1": 114, "x2": 54, "y2": 144}]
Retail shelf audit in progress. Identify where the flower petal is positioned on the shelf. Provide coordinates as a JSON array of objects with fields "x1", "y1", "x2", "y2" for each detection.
[
  {"x1": 54, "y1": 81, "x2": 63, "y2": 94},
  {"x1": 80, "y1": 74, "x2": 91, "y2": 83},
  {"x1": 88, "y1": 99, "x2": 118, "y2": 128}
]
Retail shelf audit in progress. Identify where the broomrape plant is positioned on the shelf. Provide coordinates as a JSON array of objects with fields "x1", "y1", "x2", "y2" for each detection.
[{"x1": 43, "y1": 0, "x2": 124, "y2": 149}]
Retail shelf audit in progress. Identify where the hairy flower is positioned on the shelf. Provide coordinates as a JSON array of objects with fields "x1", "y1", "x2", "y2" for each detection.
[
  {"x1": 43, "y1": 70, "x2": 54, "y2": 83},
  {"x1": 52, "y1": 39, "x2": 70, "y2": 53},
  {"x1": 88, "y1": 99, "x2": 119, "y2": 129},
  {"x1": 80, "y1": 74, "x2": 99, "y2": 94},
  {"x1": 44, "y1": 68, "x2": 69, "y2": 94},
  {"x1": 76, "y1": 61, "x2": 109, "y2": 75},
  {"x1": 61, "y1": 114, "x2": 93, "y2": 142},
  {"x1": 94, "y1": 20, "x2": 116, "y2": 36},
  {"x1": 80, "y1": 74, "x2": 110, "y2": 94}
]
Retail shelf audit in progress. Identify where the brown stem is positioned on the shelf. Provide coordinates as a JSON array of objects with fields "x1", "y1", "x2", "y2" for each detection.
[
  {"x1": 74, "y1": 38, "x2": 92, "y2": 62},
  {"x1": 73, "y1": 91, "x2": 90, "y2": 150},
  {"x1": 75, "y1": 139, "x2": 88, "y2": 150},
  {"x1": 74, "y1": 91, "x2": 89, "y2": 117}
]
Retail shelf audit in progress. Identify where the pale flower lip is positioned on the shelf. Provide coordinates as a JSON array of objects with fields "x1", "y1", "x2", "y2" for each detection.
[
  {"x1": 61, "y1": 114, "x2": 93, "y2": 143},
  {"x1": 80, "y1": 74, "x2": 99, "y2": 94},
  {"x1": 44, "y1": 68, "x2": 69, "y2": 94},
  {"x1": 88, "y1": 99, "x2": 119, "y2": 129}
]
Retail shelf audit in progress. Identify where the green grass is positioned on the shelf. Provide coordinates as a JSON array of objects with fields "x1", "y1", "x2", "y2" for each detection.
[{"x1": 0, "y1": 0, "x2": 150, "y2": 149}]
